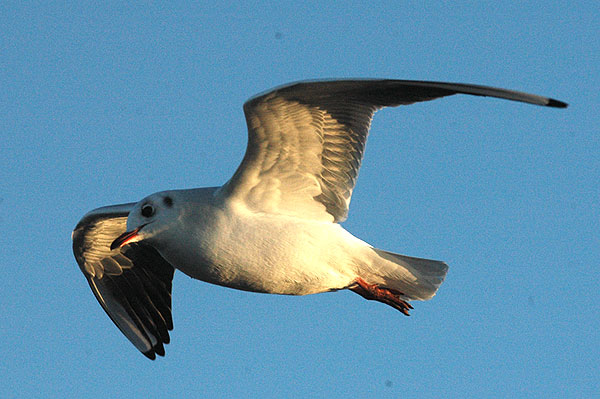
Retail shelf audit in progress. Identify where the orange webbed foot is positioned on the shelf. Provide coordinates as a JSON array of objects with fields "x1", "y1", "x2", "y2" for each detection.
[{"x1": 350, "y1": 277, "x2": 413, "y2": 316}]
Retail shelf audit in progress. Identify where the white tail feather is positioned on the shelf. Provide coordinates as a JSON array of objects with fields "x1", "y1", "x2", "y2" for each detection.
[{"x1": 366, "y1": 248, "x2": 449, "y2": 301}]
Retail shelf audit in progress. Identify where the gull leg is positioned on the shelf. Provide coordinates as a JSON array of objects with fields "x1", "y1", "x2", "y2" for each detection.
[{"x1": 350, "y1": 277, "x2": 413, "y2": 316}]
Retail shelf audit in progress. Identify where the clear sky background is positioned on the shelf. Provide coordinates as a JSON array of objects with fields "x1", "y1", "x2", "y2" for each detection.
[{"x1": 1, "y1": 2, "x2": 598, "y2": 398}]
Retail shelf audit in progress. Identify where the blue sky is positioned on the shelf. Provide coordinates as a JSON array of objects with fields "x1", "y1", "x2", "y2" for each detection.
[{"x1": 1, "y1": 2, "x2": 598, "y2": 398}]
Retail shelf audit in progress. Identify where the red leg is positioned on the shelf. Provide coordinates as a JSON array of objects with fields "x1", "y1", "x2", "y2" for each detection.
[{"x1": 350, "y1": 277, "x2": 413, "y2": 316}]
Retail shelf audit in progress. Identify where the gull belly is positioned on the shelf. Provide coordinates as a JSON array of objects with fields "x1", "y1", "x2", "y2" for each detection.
[{"x1": 157, "y1": 195, "x2": 363, "y2": 295}]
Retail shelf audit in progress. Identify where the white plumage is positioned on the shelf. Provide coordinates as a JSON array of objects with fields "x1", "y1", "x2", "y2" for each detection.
[{"x1": 72, "y1": 79, "x2": 567, "y2": 359}]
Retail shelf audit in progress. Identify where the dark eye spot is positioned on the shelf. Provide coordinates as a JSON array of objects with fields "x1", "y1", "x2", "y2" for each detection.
[
  {"x1": 141, "y1": 204, "x2": 154, "y2": 218},
  {"x1": 163, "y1": 196, "x2": 173, "y2": 207}
]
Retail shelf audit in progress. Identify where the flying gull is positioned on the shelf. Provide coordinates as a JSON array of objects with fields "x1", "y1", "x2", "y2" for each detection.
[{"x1": 72, "y1": 79, "x2": 567, "y2": 359}]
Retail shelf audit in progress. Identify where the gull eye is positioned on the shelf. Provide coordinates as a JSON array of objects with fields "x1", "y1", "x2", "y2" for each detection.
[{"x1": 141, "y1": 204, "x2": 155, "y2": 218}]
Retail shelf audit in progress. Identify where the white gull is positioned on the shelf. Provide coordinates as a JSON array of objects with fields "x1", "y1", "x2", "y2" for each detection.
[{"x1": 72, "y1": 79, "x2": 567, "y2": 359}]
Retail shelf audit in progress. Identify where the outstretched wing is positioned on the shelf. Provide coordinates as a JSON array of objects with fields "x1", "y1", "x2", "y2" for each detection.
[
  {"x1": 221, "y1": 79, "x2": 566, "y2": 222},
  {"x1": 72, "y1": 203, "x2": 175, "y2": 360}
]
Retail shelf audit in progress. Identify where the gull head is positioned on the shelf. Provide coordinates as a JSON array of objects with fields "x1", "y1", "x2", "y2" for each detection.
[{"x1": 111, "y1": 191, "x2": 180, "y2": 250}]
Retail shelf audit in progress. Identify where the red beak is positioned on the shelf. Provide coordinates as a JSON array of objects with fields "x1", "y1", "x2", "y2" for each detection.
[{"x1": 110, "y1": 227, "x2": 141, "y2": 250}]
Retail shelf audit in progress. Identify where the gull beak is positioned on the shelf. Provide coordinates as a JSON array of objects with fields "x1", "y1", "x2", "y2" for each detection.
[{"x1": 111, "y1": 227, "x2": 142, "y2": 250}]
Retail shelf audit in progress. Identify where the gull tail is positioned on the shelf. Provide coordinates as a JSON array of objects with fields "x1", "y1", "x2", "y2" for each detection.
[{"x1": 354, "y1": 248, "x2": 449, "y2": 305}]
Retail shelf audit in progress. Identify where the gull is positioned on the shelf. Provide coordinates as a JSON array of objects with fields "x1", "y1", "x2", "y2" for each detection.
[{"x1": 72, "y1": 79, "x2": 567, "y2": 359}]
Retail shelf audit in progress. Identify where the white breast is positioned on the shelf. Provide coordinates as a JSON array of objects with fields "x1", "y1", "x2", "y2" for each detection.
[{"x1": 159, "y1": 200, "x2": 363, "y2": 295}]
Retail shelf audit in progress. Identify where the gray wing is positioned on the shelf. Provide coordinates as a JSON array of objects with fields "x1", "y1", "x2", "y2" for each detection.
[
  {"x1": 221, "y1": 79, "x2": 567, "y2": 222},
  {"x1": 72, "y1": 203, "x2": 175, "y2": 360}
]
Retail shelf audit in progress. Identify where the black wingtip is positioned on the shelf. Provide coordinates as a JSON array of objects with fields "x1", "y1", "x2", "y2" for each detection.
[
  {"x1": 154, "y1": 343, "x2": 166, "y2": 357},
  {"x1": 142, "y1": 344, "x2": 168, "y2": 360},
  {"x1": 546, "y1": 98, "x2": 568, "y2": 108}
]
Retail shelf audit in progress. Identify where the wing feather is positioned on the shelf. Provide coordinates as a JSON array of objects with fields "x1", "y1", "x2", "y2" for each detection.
[
  {"x1": 221, "y1": 79, "x2": 566, "y2": 222},
  {"x1": 72, "y1": 204, "x2": 175, "y2": 360}
]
